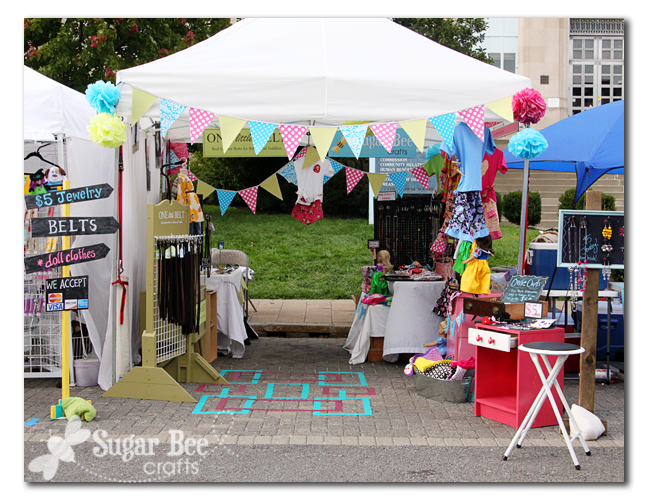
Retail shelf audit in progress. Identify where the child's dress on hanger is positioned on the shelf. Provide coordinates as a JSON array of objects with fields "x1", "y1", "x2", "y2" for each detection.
[
  {"x1": 460, "y1": 240, "x2": 492, "y2": 295},
  {"x1": 291, "y1": 146, "x2": 335, "y2": 225},
  {"x1": 176, "y1": 172, "x2": 205, "y2": 227}
]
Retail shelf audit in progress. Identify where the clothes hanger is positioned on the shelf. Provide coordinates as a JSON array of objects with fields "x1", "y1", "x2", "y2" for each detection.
[{"x1": 24, "y1": 143, "x2": 61, "y2": 170}]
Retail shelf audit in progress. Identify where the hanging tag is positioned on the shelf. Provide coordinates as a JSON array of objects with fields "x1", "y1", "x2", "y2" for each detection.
[{"x1": 179, "y1": 243, "x2": 185, "y2": 258}]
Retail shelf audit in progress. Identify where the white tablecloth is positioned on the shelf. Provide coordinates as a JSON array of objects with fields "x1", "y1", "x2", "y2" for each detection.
[
  {"x1": 344, "y1": 298, "x2": 391, "y2": 365},
  {"x1": 201, "y1": 267, "x2": 248, "y2": 358},
  {"x1": 383, "y1": 280, "x2": 446, "y2": 358}
]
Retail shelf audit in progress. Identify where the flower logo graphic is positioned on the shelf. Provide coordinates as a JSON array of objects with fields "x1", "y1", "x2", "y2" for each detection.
[{"x1": 28, "y1": 418, "x2": 90, "y2": 481}]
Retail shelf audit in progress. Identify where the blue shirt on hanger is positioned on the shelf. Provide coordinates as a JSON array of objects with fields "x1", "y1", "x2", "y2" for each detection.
[{"x1": 450, "y1": 122, "x2": 496, "y2": 193}]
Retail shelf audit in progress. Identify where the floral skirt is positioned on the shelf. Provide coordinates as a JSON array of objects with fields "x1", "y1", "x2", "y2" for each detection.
[
  {"x1": 444, "y1": 191, "x2": 489, "y2": 241},
  {"x1": 291, "y1": 199, "x2": 323, "y2": 225}
]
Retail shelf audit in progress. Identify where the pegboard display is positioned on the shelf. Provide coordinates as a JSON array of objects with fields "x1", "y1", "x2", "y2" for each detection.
[{"x1": 373, "y1": 195, "x2": 445, "y2": 268}]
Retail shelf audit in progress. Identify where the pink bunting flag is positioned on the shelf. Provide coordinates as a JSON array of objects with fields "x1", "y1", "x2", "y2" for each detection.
[
  {"x1": 345, "y1": 167, "x2": 365, "y2": 194},
  {"x1": 279, "y1": 124, "x2": 308, "y2": 159},
  {"x1": 411, "y1": 166, "x2": 430, "y2": 190},
  {"x1": 369, "y1": 123, "x2": 398, "y2": 153},
  {"x1": 239, "y1": 187, "x2": 258, "y2": 214},
  {"x1": 189, "y1": 108, "x2": 216, "y2": 145},
  {"x1": 459, "y1": 105, "x2": 485, "y2": 141}
]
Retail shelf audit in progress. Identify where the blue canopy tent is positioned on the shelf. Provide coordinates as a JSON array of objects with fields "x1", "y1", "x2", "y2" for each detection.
[{"x1": 503, "y1": 100, "x2": 624, "y2": 201}]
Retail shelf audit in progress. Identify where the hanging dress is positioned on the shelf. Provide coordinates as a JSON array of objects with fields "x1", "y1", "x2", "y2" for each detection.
[
  {"x1": 460, "y1": 241, "x2": 492, "y2": 295},
  {"x1": 176, "y1": 173, "x2": 205, "y2": 224},
  {"x1": 480, "y1": 148, "x2": 508, "y2": 240}
]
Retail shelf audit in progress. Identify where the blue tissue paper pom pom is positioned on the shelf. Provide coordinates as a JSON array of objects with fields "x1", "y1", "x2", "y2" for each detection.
[
  {"x1": 426, "y1": 143, "x2": 441, "y2": 161},
  {"x1": 85, "y1": 81, "x2": 121, "y2": 114},
  {"x1": 508, "y1": 128, "x2": 549, "y2": 159}
]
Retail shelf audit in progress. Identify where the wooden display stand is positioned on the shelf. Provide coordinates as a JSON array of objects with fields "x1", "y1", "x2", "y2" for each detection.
[
  {"x1": 367, "y1": 337, "x2": 384, "y2": 362},
  {"x1": 471, "y1": 324, "x2": 565, "y2": 428},
  {"x1": 198, "y1": 290, "x2": 219, "y2": 363},
  {"x1": 103, "y1": 201, "x2": 227, "y2": 403},
  {"x1": 463, "y1": 296, "x2": 548, "y2": 320}
]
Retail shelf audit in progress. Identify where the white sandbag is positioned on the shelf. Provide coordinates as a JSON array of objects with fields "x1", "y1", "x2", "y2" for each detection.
[{"x1": 570, "y1": 404, "x2": 606, "y2": 441}]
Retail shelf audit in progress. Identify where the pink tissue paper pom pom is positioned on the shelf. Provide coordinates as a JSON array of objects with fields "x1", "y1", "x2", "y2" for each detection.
[{"x1": 513, "y1": 88, "x2": 547, "y2": 125}]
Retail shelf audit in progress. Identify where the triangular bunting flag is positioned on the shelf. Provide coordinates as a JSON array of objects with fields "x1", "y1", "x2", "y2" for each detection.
[
  {"x1": 389, "y1": 170, "x2": 408, "y2": 197},
  {"x1": 367, "y1": 173, "x2": 387, "y2": 198},
  {"x1": 189, "y1": 108, "x2": 216, "y2": 145},
  {"x1": 196, "y1": 180, "x2": 216, "y2": 199},
  {"x1": 239, "y1": 187, "x2": 258, "y2": 214},
  {"x1": 399, "y1": 119, "x2": 427, "y2": 153},
  {"x1": 278, "y1": 161, "x2": 298, "y2": 185},
  {"x1": 131, "y1": 88, "x2": 159, "y2": 124},
  {"x1": 218, "y1": 116, "x2": 247, "y2": 153},
  {"x1": 217, "y1": 190, "x2": 236, "y2": 216},
  {"x1": 302, "y1": 145, "x2": 321, "y2": 169},
  {"x1": 160, "y1": 99, "x2": 187, "y2": 137},
  {"x1": 459, "y1": 105, "x2": 486, "y2": 141},
  {"x1": 309, "y1": 127, "x2": 338, "y2": 160},
  {"x1": 339, "y1": 125, "x2": 368, "y2": 159},
  {"x1": 411, "y1": 166, "x2": 430, "y2": 190},
  {"x1": 279, "y1": 124, "x2": 307, "y2": 159},
  {"x1": 260, "y1": 175, "x2": 283, "y2": 201},
  {"x1": 345, "y1": 167, "x2": 365, "y2": 194},
  {"x1": 324, "y1": 159, "x2": 345, "y2": 185},
  {"x1": 369, "y1": 123, "x2": 398, "y2": 153},
  {"x1": 486, "y1": 96, "x2": 514, "y2": 123},
  {"x1": 248, "y1": 121, "x2": 277, "y2": 155},
  {"x1": 430, "y1": 113, "x2": 457, "y2": 146}
]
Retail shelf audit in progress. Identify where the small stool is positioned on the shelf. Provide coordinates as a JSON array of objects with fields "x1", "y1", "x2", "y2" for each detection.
[{"x1": 502, "y1": 342, "x2": 591, "y2": 470}]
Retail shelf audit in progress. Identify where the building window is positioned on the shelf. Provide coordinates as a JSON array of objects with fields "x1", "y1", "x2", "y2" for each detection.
[
  {"x1": 540, "y1": 75, "x2": 549, "y2": 84},
  {"x1": 569, "y1": 19, "x2": 623, "y2": 115},
  {"x1": 489, "y1": 52, "x2": 516, "y2": 73}
]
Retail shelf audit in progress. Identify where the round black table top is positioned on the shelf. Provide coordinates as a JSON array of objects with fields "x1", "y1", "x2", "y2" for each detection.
[{"x1": 519, "y1": 342, "x2": 583, "y2": 353}]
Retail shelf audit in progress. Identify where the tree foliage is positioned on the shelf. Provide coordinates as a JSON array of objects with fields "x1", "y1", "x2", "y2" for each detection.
[
  {"x1": 24, "y1": 18, "x2": 230, "y2": 92},
  {"x1": 393, "y1": 18, "x2": 491, "y2": 63}
]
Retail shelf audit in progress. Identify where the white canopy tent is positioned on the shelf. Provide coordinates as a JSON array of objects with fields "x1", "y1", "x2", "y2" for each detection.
[
  {"x1": 24, "y1": 66, "x2": 116, "y2": 383},
  {"x1": 115, "y1": 18, "x2": 531, "y2": 143}
]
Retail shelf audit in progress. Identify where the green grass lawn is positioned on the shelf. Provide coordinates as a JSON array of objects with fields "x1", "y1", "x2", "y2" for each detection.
[{"x1": 204, "y1": 205, "x2": 539, "y2": 299}]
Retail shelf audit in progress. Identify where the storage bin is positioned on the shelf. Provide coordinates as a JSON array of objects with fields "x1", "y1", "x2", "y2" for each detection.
[
  {"x1": 414, "y1": 370, "x2": 474, "y2": 403},
  {"x1": 527, "y1": 242, "x2": 608, "y2": 291},
  {"x1": 74, "y1": 358, "x2": 100, "y2": 387},
  {"x1": 576, "y1": 300, "x2": 624, "y2": 361}
]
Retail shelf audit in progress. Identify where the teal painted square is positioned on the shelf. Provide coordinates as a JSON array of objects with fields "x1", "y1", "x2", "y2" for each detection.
[
  {"x1": 318, "y1": 371, "x2": 368, "y2": 387},
  {"x1": 264, "y1": 383, "x2": 310, "y2": 399},
  {"x1": 312, "y1": 397, "x2": 373, "y2": 416}
]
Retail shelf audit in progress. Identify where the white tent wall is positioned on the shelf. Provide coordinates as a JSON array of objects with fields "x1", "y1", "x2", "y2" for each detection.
[
  {"x1": 24, "y1": 67, "x2": 117, "y2": 383},
  {"x1": 97, "y1": 122, "x2": 161, "y2": 390}
]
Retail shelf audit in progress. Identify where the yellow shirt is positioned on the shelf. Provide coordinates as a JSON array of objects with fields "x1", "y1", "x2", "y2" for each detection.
[{"x1": 176, "y1": 174, "x2": 204, "y2": 223}]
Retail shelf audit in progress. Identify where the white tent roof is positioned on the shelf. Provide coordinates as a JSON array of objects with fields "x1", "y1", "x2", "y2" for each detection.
[
  {"x1": 24, "y1": 66, "x2": 95, "y2": 141},
  {"x1": 115, "y1": 18, "x2": 531, "y2": 142}
]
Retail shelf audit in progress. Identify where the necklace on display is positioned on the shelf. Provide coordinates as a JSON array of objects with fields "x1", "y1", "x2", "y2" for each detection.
[
  {"x1": 601, "y1": 219, "x2": 613, "y2": 280},
  {"x1": 579, "y1": 216, "x2": 588, "y2": 292},
  {"x1": 567, "y1": 216, "x2": 578, "y2": 310}
]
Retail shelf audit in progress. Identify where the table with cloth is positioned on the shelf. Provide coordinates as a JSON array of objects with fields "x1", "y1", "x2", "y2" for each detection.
[
  {"x1": 201, "y1": 267, "x2": 252, "y2": 358},
  {"x1": 344, "y1": 280, "x2": 446, "y2": 364}
]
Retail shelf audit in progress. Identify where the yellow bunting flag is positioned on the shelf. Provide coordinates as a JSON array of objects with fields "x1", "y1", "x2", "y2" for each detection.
[
  {"x1": 367, "y1": 173, "x2": 387, "y2": 198},
  {"x1": 131, "y1": 88, "x2": 159, "y2": 124},
  {"x1": 195, "y1": 180, "x2": 216, "y2": 199},
  {"x1": 486, "y1": 96, "x2": 514, "y2": 123},
  {"x1": 308, "y1": 127, "x2": 338, "y2": 161},
  {"x1": 399, "y1": 119, "x2": 428, "y2": 153},
  {"x1": 260, "y1": 174, "x2": 283, "y2": 201},
  {"x1": 218, "y1": 116, "x2": 247, "y2": 153},
  {"x1": 302, "y1": 145, "x2": 321, "y2": 169}
]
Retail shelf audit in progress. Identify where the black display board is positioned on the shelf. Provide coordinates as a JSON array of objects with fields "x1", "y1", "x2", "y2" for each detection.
[
  {"x1": 31, "y1": 217, "x2": 120, "y2": 237},
  {"x1": 558, "y1": 210, "x2": 624, "y2": 269},
  {"x1": 373, "y1": 195, "x2": 444, "y2": 267},
  {"x1": 500, "y1": 275, "x2": 548, "y2": 304}
]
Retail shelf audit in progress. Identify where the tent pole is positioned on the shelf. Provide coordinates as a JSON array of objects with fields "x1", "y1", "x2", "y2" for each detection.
[{"x1": 517, "y1": 136, "x2": 531, "y2": 275}]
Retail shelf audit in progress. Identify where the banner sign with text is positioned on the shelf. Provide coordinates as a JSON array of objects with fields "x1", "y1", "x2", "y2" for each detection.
[
  {"x1": 374, "y1": 152, "x2": 437, "y2": 195},
  {"x1": 328, "y1": 129, "x2": 418, "y2": 158},
  {"x1": 24, "y1": 244, "x2": 111, "y2": 274},
  {"x1": 45, "y1": 275, "x2": 89, "y2": 312},
  {"x1": 203, "y1": 128, "x2": 287, "y2": 157},
  {"x1": 31, "y1": 217, "x2": 120, "y2": 237},
  {"x1": 25, "y1": 184, "x2": 114, "y2": 210}
]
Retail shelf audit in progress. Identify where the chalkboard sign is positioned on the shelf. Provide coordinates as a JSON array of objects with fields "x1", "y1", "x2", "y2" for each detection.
[
  {"x1": 32, "y1": 217, "x2": 120, "y2": 237},
  {"x1": 558, "y1": 210, "x2": 624, "y2": 269},
  {"x1": 25, "y1": 183, "x2": 113, "y2": 210},
  {"x1": 500, "y1": 275, "x2": 548, "y2": 304},
  {"x1": 24, "y1": 243, "x2": 111, "y2": 274},
  {"x1": 45, "y1": 275, "x2": 89, "y2": 312}
]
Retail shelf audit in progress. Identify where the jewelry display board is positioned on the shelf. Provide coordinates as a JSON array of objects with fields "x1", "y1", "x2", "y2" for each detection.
[{"x1": 558, "y1": 210, "x2": 624, "y2": 269}]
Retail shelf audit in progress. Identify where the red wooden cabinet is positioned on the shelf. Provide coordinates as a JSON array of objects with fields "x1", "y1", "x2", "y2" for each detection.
[{"x1": 471, "y1": 324, "x2": 565, "y2": 428}]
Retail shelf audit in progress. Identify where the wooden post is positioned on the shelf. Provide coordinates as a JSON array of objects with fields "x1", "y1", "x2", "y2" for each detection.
[{"x1": 578, "y1": 191, "x2": 602, "y2": 413}]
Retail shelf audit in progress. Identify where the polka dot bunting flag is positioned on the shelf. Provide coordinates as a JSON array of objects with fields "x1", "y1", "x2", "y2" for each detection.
[
  {"x1": 279, "y1": 124, "x2": 308, "y2": 159},
  {"x1": 369, "y1": 123, "x2": 398, "y2": 153},
  {"x1": 239, "y1": 186, "x2": 258, "y2": 214},
  {"x1": 345, "y1": 167, "x2": 365, "y2": 194},
  {"x1": 458, "y1": 105, "x2": 485, "y2": 141},
  {"x1": 189, "y1": 108, "x2": 215, "y2": 145},
  {"x1": 217, "y1": 190, "x2": 236, "y2": 216},
  {"x1": 249, "y1": 121, "x2": 277, "y2": 155},
  {"x1": 389, "y1": 170, "x2": 408, "y2": 197},
  {"x1": 324, "y1": 159, "x2": 345, "y2": 185},
  {"x1": 411, "y1": 166, "x2": 430, "y2": 190},
  {"x1": 430, "y1": 113, "x2": 456, "y2": 146}
]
